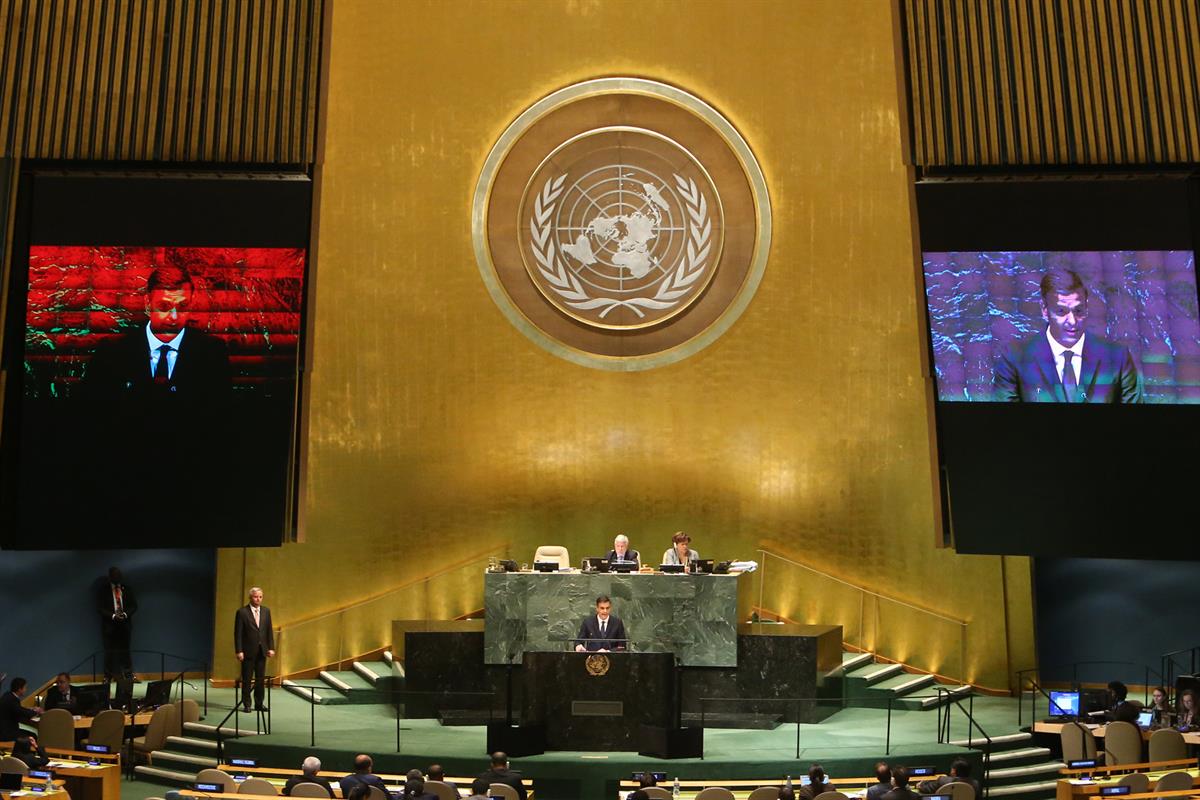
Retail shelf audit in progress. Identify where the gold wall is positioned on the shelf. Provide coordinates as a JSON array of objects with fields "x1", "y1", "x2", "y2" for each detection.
[{"x1": 212, "y1": 0, "x2": 1035, "y2": 691}]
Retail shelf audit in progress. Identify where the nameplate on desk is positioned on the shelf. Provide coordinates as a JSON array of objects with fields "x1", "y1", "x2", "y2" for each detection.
[
  {"x1": 228, "y1": 759, "x2": 257, "y2": 767},
  {"x1": 1099, "y1": 787, "x2": 1132, "y2": 796},
  {"x1": 908, "y1": 767, "x2": 936, "y2": 777},
  {"x1": 1067, "y1": 759, "x2": 1101, "y2": 769},
  {"x1": 83, "y1": 744, "x2": 110, "y2": 754},
  {"x1": 27, "y1": 772, "x2": 53, "y2": 781},
  {"x1": 571, "y1": 700, "x2": 623, "y2": 717}
]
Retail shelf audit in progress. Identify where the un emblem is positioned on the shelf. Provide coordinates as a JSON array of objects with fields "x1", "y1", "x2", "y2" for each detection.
[
  {"x1": 474, "y1": 78, "x2": 771, "y2": 369},
  {"x1": 585, "y1": 654, "x2": 611, "y2": 676}
]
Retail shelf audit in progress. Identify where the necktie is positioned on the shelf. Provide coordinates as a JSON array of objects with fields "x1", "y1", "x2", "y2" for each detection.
[
  {"x1": 114, "y1": 586, "x2": 123, "y2": 612},
  {"x1": 600, "y1": 620, "x2": 606, "y2": 635},
  {"x1": 253, "y1": 607, "x2": 260, "y2": 627},
  {"x1": 1062, "y1": 351, "x2": 1078, "y2": 402},
  {"x1": 154, "y1": 345, "x2": 172, "y2": 383}
]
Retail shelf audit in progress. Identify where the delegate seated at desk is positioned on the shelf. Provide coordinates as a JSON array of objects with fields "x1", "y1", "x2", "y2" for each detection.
[
  {"x1": 606, "y1": 534, "x2": 640, "y2": 566},
  {"x1": 661, "y1": 532, "x2": 698, "y2": 567},
  {"x1": 575, "y1": 595, "x2": 627, "y2": 653}
]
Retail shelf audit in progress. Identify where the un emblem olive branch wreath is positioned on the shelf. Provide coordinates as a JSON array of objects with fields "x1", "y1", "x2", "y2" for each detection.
[{"x1": 529, "y1": 173, "x2": 712, "y2": 320}]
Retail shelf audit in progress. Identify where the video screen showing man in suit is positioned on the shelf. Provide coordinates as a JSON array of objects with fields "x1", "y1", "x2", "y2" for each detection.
[
  {"x1": 994, "y1": 269, "x2": 1143, "y2": 403},
  {"x1": 575, "y1": 595, "x2": 627, "y2": 653},
  {"x1": 922, "y1": 251, "x2": 1200, "y2": 403}
]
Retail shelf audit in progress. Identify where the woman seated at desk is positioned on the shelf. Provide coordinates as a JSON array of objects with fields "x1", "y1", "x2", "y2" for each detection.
[
  {"x1": 1177, "y1": 689, "x2": 1198, "y2": 730},
  {"x1": 1150, "y1": 686, "x2": 1172, "y2": 725},
  {"x1": 11, "y1": 735, "x2": 49, "y2": 769}
]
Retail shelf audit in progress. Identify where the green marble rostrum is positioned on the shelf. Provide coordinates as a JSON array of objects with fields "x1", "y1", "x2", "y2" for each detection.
[{"x1": 484, "y1": 571, "x2": 742, "y2": 667}]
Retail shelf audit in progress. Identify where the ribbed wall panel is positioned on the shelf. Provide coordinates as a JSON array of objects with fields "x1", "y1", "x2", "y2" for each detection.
[
  {"x1": 904, "y1": 0, "x2": 1200, "y2": 167},
  {"x1": 0, "y1": 0, "x2": 324, "y2": 164}
]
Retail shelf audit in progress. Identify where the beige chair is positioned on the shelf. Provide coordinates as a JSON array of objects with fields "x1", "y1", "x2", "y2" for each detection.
[
  {"x1": 812, "y1": 793, "x2": 848, "y2": 800},
  {"x1": 489, "y1": 784, "x2": 520, "y2": 800},
  {"x1": 289, "y1": 784, "x2": 332, "y2": 799},
  {"x1": 1102, "y1": 720, "x2": 1143, "y2": 766},
  {"x1": 239, "y1": 778, "x2": 278, "y2": 795},
  {"x1": 1154, "y1": 771, "x2": 1194, "y2": 792},
  {"x1": 196, "y1": 769, "x2": 239, "y2": 794},
  {"x1": 747, "y1": 789, "x2": 781, "y2": 800},
  {"x1": 532, "y1": 545, "x2": 570, "y2": 569},
  {"x1": 36, "y1": 708, "x2": 75, "y2": 751},
  {"x1": 424, "y1": 782, "x2": 458, "y2": 800},
  {"x1": 1060, "y1": 723, "x2": 1098, "y2": 762},
  {"x1": 642, "y1": 788, "x2": 673, "y2": 800},
  {"x1": 133, "y1": 703, "x2": 177, "y2": 761},
  {"x1": 0, "y1": 756, "x2": 29, "y2": 775},
  {"x1": 696, "y1": 789, "x2": 736, "y2": 800},
  {"x1": 366, "y1": 786, "x2": 389, "y2": 800},
  {"x1": 171, "y1": 699, "x2": 200, "y2": 737},
  {"x1": 940, "y1": 782, "x2": 976, "y2": 800},
  {"x1": 81, "y1": 708, "x2": 126, "y2": 753},
  {"x1": 1115, "y1": 773, "x2": 1150, "y2": 793},
  {"x1": 1149, "y1": 727, "x2": 1187, "y2": 762}
]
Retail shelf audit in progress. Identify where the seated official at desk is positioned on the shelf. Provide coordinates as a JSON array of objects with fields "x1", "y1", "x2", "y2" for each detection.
[
  {"x1": 1178, "y1": 689, "x2": 1198, "y2": 730},
  {"x1": 1150, "y1": 686, "x2": 1172, "y2": 724},
  {"x1": 575, "y1": 595, "x2": 627, "y2": 653},
  {"x1": 661, "y1": 531, "x2": 699, "y2": 567},
  {"x1": 606, "y1": 534, "x2": 640, "y2": 566},
  {"x1": 12, "y1": 735, "x2": 50, "y2": 770},
  {"x1": 43, "y1": 673, "x2": 79, "y2": 714},
  {"x1": 283, "y1": 756, "x2": 334, "y2": 796},
  {"x1": 1107, "y1": 681, "x2": 1142, "y2": 723}
]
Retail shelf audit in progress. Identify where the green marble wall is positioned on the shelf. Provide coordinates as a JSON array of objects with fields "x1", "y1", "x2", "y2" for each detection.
[{"x1": 484, "y1": 571, "x2": 744, "y2": 667}]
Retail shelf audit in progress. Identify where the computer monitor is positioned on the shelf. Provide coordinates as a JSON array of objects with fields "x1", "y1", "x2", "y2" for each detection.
[
  {"x1": 1049, "y1": 690, "x2": 1081, "y2": 717},
  {"x1": 533, "y1": 561, "x2": 559, "y2": 572},
  {"x1": 610, "y1": 560, "x2": 637, "y2": 573},
  {"x1": 581, "y1": 557, "x2": 610, "y2": 572},
  {"x1": 76, "y1": 685, "x2": 109, "y2": 716},
  {"x1": 694, "y1": 559, "x2": 714, "y2": 574},
  {"x1": 631, "y1": 771, "x2": 668, "y2": 782},
  {"x1": 0, "y1": 775, "x2": 23, "y2": 791},
  {"x1": 659, "y1": 564, "x2": 685, "y2": 574},
  {"x1": 140, "y1": 678, "x2": 175, "y2": 710},
  {"x1": 1137, "y1": 709, "x2": 1154, "y2": 728}
]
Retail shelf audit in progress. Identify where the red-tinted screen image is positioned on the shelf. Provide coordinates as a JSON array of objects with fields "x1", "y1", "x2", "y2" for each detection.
[{"x1": 24, "y1": 246, "x2": 304, "y2": 399}]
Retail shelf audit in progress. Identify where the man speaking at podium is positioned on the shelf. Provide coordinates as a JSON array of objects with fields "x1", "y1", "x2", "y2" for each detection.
[{"x1": 574, "y1": 595, "x2": 627, "y2": 653}]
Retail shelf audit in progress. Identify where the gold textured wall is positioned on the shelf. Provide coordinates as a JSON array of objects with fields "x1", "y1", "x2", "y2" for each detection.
[{"x1": 212, "y1": 0, "x2": 1035, "y2": 691}]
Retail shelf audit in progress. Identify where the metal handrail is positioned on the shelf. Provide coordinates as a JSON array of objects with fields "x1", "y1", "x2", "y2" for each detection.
[
  {"x1": 59, "y1": 648, "x2": 210, "y2": 713},
  {"x1": 938, "y1": 690, "x2": 992, "y2": 796}
]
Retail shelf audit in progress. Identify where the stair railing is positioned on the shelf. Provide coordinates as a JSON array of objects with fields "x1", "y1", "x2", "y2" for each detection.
[
  {"x1": 1161, "y1": 646, "x2": 1200, "y2": 695},
  {"x1": 57, "y1": 648, "x2": 211, "y2": 714},
  {"x1": 756, "y1": 548, "x2": 970, "y2": 684},
  {"x1": 937, "y1": 690, "x2": 992, "y2": 796}
]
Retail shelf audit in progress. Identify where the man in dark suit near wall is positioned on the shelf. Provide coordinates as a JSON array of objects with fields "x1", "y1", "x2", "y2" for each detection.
[
  {"x1": 233, "y1": 587, "x2": 275, "y2": 712},
  {"x1": 0, "y1": 678, "x2": 41, "y2": 742},
  {"x1": 95, "y1": 567, "x2": 137, "y2": 680},
  {"x1": 574, "y1": 595, "x2": 628, "y2": 653},
  {"x1": 994, "y1": 269, "x2": 1143, "y2": 403}
]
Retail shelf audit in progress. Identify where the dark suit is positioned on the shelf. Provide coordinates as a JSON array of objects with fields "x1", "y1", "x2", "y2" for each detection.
[
  {"x1": 918, "y1": 776, "x2": 981, "y2": 797},
  {"x1": 0, "y1": 692, "x2": 37, "y2": 742},
  {"x1": 866, "y1": 783, "x2": 892, "y2": 800},
  {"x1": 339, "y1": 773, "x2": 393, "y2": 800},
  {"x1": 234, "y1": 604, "x2": 274, "y2": 709},
  {"x1": 283, "y1": 776, "x2": 334, "y2": 796},
  {"x1": 799, "y1": 782, "x2": 835, "y2": 800},
  {"x1": 576, "y1": 614, "x2": 627, "y2": 652},
  {"x1": 13, "y1": 744, "x2": 50, "y2": 770},
  {"x1": 84, "y1": 325, "x2": 232, "y2": 403},
  {"x1": 44, "y1": 684, "x2": 79, "y2": 714},
  {"x1": 994, "y1": 332, "x2": 1143, "y2": 403},
  {"x1": 95, "y1": 580, "x2": 138, "y2": 679},
  {"x1": 882, "y1": 789, "x2": 921, "y2": 800},
  {"x1": 605, "y1": 549, "x2": 640, "y2": 564},
  {"x1": 478, "y1": 767, "x2": 526, "y2": 800}
]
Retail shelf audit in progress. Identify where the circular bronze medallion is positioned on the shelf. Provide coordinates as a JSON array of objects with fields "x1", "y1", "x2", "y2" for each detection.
[
  {"x1": 473, "y1": 78, "x2": 771, "y2": 370},
  {"x1": 585, "y1": 653, "x2": 611, "y2": 676}
]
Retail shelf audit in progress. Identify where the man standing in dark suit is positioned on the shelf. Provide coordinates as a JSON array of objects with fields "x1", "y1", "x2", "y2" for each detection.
[
  {"x1": 0, "y1": 678, "x2": 41, "y2": 742},
  {"x1": 478, "y1": 752, "x2": 527, "y2": 800},
  {"x1": 574, "y1": 595, "x2": 628, "y2": 653},
  {"x1": 605, "y1": 534, "x2": 640, "y2": 566},
  {"x1": 994, "y1": 269, "x2": 1143, "y2": 403},
  {"x1": 95, "y1": 567, "x2": 137, "y2": 680},
  {"x1": 234, "y1": 587, "x2": 275, "y2": 712}
]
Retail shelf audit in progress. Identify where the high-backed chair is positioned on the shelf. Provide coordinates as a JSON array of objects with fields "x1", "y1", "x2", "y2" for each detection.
[
  {"x1": 289, "y1": 784, "x2": 331, "y2": 798},
  {"x1": 1154, "y1": 772, "x2": 1194, "y2": 792},
  {"x1": 533, "y1": 545, "x2": 570, "y2": 569},
  {"x1": 1115, "y1": 773, "x2": 1150, "y2": 793},
  {"x1": 1103, "y1": 720, "x2": 1143, "y2": 766},
  {"x1": 488, "y1": 784, "x2": 520, "y2": 800},
  {"x1": 133, "y1": 704, "x2": 177, "y2": 762},
  {"x1": 940, "y1": 781, "x2": 977, "y2": 800},
  {"x1": 366, "y1": 786, "x2": 389, "y2": 800},
  {"x1": 641, "y1": 788, "x2": 672, "y2": 800},
  {"x1": 36, "y1": 709, "x2": 75, "y2": 752},
  {"x1": 696, "y1": 789, "x2": 736, "y2": 800},
  {"x1": 747, "y1": 788, "x2": 782, "y2": 800},
  {"x1": 195, "y1": 769, "x2": 239, "y2": 794},
  {"x1": 239, "y1": 778, "x2": 278, "y2": 795},
  {"x1": 1149, "y1": 727, "x2": 1187, "y2": 762},
  {"x1": 0, "y1": 756, "x2": 29, "y2": 775},
  {"x1": 81, "y1": 709, "x2": 126, "y2": 753},
  {"x1": 1061, "y1": 723, "x2": 1098, "y2": 762},
  {"x1": 171, "y1": 699, "x2": 201, "y2": 737},
  {"x1": 812, "y1": 792, "x2": 848, "y2": 800},
  {"x1": 423, "y1": 781, "x2": 457, "y2": 800}
]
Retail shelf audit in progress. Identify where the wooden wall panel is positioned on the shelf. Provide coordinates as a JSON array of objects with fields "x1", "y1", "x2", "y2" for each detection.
[
  {"x1": 904, "y1": 0, "x2": 1200, "y2": 167},
  {"x1": 0, "y1": 0, "x2": 324, "y2": 164}
]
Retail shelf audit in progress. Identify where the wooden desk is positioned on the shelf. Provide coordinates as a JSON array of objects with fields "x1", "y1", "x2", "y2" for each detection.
[
  {"x1": 43, "y1": 758, "x2": 120, "y2": 800},
  {"x1": 1055, "y1": 768, "x2": 1200, "y2": 800},
  {"x1": 2, "y1": 788, "x2": 70, "y2": 800},
  {"x1": 69, "y1": 712, "x2": 152, "y2": 730},
  {"x1": 1035, "y1": 721, "x2": 1200, "y2": 745}
]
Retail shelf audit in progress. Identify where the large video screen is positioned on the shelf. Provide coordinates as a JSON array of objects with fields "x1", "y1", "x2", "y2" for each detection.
[
  {"x1": 923, "y1": 250, "x2": 1200, "y2": 403},
  {"x1": 0, "y1": 171, "x2": 311, "y2": 548}
]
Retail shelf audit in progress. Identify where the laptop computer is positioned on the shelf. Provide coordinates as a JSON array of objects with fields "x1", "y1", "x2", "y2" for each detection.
[
  {"x1": 1136, "y1": 709, "x2": 1155, "y2": 728},
  {"x1": 582, "y1": 557, "x2": 610, "y2": 572}
]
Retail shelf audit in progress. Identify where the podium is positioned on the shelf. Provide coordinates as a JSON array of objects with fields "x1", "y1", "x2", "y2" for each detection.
[{"x1": 522, "y1": 650, "x2": 676, "y2": 750}]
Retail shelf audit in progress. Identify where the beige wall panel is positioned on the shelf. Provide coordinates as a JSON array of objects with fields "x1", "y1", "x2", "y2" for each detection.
[{"x1": 213, "y1": 0, "x2": 1033, "y2": 690}]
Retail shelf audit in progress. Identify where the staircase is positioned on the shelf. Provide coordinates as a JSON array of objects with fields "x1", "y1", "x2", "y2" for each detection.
[
  {"x1": 135, "y1": 719, "x2": 260, "y2": 786},
  {"x1": 283, "y1": 652, "x2": 403, "y2": 705},
  {"x1": 947, "y1": 731, "x2": 1061, "y2": 800},
  {"x1": 842, "y1": 651, "x2": 973, "y2": 710}
]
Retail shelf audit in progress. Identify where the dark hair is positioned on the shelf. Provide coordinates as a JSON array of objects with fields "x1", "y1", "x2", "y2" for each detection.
[
  {"x1": 56, "y1": 672, "x2": 70, "y2": 683},
  {"x1": 1039, "y1": 269, "x2": 1088, "y2": 304},
  {"x1": 1108, "y1": 681, "x2": 1128, "y2": 701},
  {"x1": 951, "y1": 758, "x2": 971, "y2": 778},
  {"x1": 471, "y1": 777, "x2": 490, "y2": 795},
  {"x1": 596, "y1": 595, "x2": 611, "y2": 606},
  {"x1": 893, "y1": 767, "x2": 910, "y2": 788},
  {"x1": 490, "y1": 751, "x2": 508, "y2": 767},
  {"x1": 10, "y1": 677, "x2": 27, "y2": 692},
  {"x1": 354, "y1": 754, "x2": 373, "y2": 772},
  {"x1": 671, "y1": 532, "x2": 691, "y2": 545},
  {"x1": 779, "y1": 789, "x2": 796, "y2": 800},
  {"x1": 427, "y1": 764, "x2": 445, "y2": 780},
  {"x1": 808, "y1": 765, "x2": 826, "y2": 785},
  {"x1": 347, "y1": 785, "x2": 371, "y2": 800},
  {"x1": 875, "y1": 762, "x2": 891, "y2": 783},
  {"x1": 639, "y1": 773, "x2": 658, "y2": 787},
  {"x1": 406, "y1": 769, "x2": 423, "y2": 781},
  {"x1": 402, "y1": 778, "x2": 425, "y2": 798},
  {"x1": 147, "y1": 266, "x2": 193, "y2": 293},
  {"x1": 13, "y1": 736, "x2": 34, "y2": 755}
]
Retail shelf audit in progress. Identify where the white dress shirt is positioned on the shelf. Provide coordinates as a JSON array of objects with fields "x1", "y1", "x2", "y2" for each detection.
[
  {"x1": 146, "y1": 323, "x2": 187, "y2": 379},
  {"x1": 1046, "y1": 328, "x2": 1085, "y2": 384}
]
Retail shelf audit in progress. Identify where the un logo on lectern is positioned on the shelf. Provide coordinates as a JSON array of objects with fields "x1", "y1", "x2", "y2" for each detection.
[
  {"x1": 473, "y1": 78, "x2": 771, "y2": 370},
  {"x1": 585, "y1": 654, "x2": 611, "y2": 676}
]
